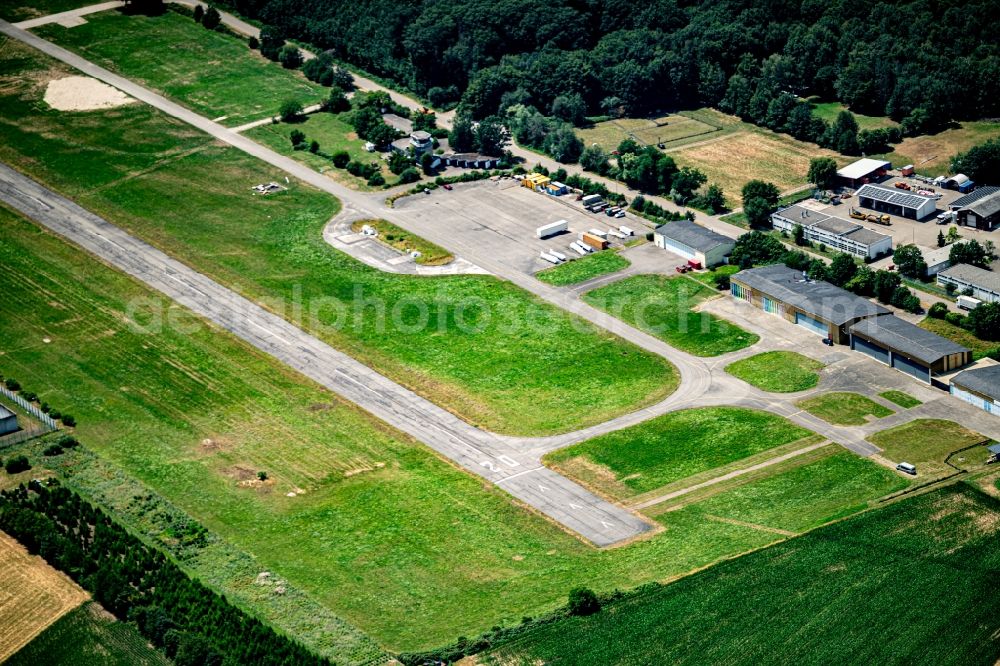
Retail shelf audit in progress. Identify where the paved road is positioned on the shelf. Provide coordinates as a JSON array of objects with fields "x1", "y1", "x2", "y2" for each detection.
[
  {"x1": 12, "y1": 1, "x2": 120, "y2": 28},
  {"x1": 0, "y1": 162, "x2": 652, "y2": 547}
]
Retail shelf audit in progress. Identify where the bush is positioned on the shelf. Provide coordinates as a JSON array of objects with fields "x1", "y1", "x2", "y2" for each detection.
[
  {"x1": 279, "y1": 99, "x2": 304, "y2": 123},
  {"x1": 43, "y1": 444, "x2": 64, "y2": 457},
  {"x1": 278, "y1": 45, "x2": 303, "y2": 70},
  {"x1": 4, "y1": 455, "x2": 30, "y2": 474},
  {"x1": 49, "y1": 410, "x2": 61, "y2": 420},
  {"x1": 192, "y1": 4, "x2": 204, "y2": 22},
  {"x1": 928, "y1": 302, "x2": 949, "y2": 319},
  {"x1": 713, "y1": 272, "x2": 732, "y2": 290},
  {"x1": 247, "y1": 35, "x2": 259, "y2": 50},
  {"x1": 367, "y1": 173, "x2": 386, "y2": 187},
  {"x1": 331, "y1": 151, "x2": 350, "y2": 168},
  {"x1": 201, "y1": 6, "x2": 220, "y2": 30},
  {"x1": 289, "y1": 129, "x2": 306, "y2": 147},
  {"x1": 256, "y1": 471, "x2": 268, "y2": 481},
  {"x1": 57, "y1": 435, "x2": 80, "y2": 448},
  {"x1": 20, "y1": 391, "x2": 36, "y2": 402},
  {"x1": 308, "y1": 140, "x2": 320, "y2": 154},
  {"x1": 61, "y1": 414, "x2": 76, "y2": 427},
  {"x1": 945, "y1": 311, "x2": 966, "y2": 327},
  {"x1": 397, "y1": 167, "x2": 421, "y2": 185},
  {"x1": 4, "y1": 378, "x2": 19, "y2": 391},
  {"x1": 567, "y1": 587, "x2": 601, "y2": 616}
]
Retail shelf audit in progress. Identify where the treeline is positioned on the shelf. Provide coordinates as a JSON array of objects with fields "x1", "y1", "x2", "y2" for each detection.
[
  {"x1": 0, "y1": 480, "x2": 331, "y2": 666},
  {"x1": 212, "y1": 0, "x2": 1000, "y2": 131}
]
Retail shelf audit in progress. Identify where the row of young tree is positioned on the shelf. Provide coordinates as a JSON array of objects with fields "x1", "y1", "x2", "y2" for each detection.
[
  {"x1": 210, "y1": 0, "x2": 1000, "y2": 132},
  {"x1": 0, "y1": 480, "x2": 332, "y2": 666}
]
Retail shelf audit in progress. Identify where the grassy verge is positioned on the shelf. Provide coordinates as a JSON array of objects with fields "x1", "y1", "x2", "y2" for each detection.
[
  {"x1": 0, "y1": 39, "x2": 676, "y2": 437},
  {"x1": 6, "y1": 602, "x2": 170, "y2": 666},
  {"x1": 797, "y1": 392, "x2": 893, "y2": 426},
  {"x1": 544, "y1": 407, "x2": 813, "y2": 500},
  {"x1": 719, "y1": 188, "x2": 814, "y2": 227},
  {"x1": 880, "y1": 390, "x2": 922, "y2": 409},
  {"x1": 683, "y1": 264, "x2": 738, "y2": 289},
  {"x1": 479, "y1": 484, "x2": 1000, "y2": 666},
  {"x1": 351, "y1": 218, "x2": 452, "y2": 265},
  {"x1": 583, "y1": 275, "x2": 759, "y2": 356},
  {"x1": 869, "y1": 419, "x2": 991, "y2": 477},
  {"x1": 920, "y1": 316, "x2": 1000, "y2": 360},
  {"x1": 535, "y1": 251, "x2": 630, "y2": 286},
  {"x1": 725, "y1": 351, "x2": 824, "y2": 392},
  {"x1": 34, "y1": 8, "x2": 327, "y2": 127}
]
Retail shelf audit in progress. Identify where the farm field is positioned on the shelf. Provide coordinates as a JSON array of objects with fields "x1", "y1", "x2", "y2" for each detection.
[
  {"x1": 535, "y1": 250, "x2": 630, "y2": 286},
  {"x1": 0, "y1": 530, "x2": 90, "y2": 662},
  {"x1": 920, "y1": 316, "x2": 1000, "y2": 359},
  {"x1": 246, "y1": 112, "x2": 394, "y2": 190},
  {"x1": 869, "y1": 419, "x2": 991, "y2": 478},
  {"x1": 0, "y1": 203, "x2": 785, "y2": 652},
  {"x1": 0, "y1": 39, "x2": 675, "y2": 437},
  {"x1": 880, "y1": 390, "x2": 921, "y2": 409},
  {"x1": 6, "y1": 602, "x2": 170, "y2": 666},
  {"x1": 725, "y1": 351, "x2": 824, "y2": 392},
  {"x1": 479, "y1": 484, "x2": 1000, "y2": 666},
  {"x1": 583, "y1": 274, "x2": 759, "y2": 356},
  {"x1": 34, "y1": 8, "x2": 328, "y2": 127},
  {"x1": 544, "y1": 407, "x2": 814, "y2": 500},
  {"x1": 671, "y1": 128, "x2": 847, "y2": 206},
  {"x1": 351, "y1": 218, "x2": 453, "y2": 265},
  {"x1": 874, "y1": 120, "x2": 1000, "y2": 177},
  {"x1": 797, "y1": 392, "x2": 893, "y2": 426}
]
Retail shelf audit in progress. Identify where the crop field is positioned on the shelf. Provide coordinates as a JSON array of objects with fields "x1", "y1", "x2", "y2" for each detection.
[
  {"x1": 0, "y1": 530, "x2": 90, "y2": 662},
  {"x1": 583, "y1": 275, "x2": 759, "y2": 356},
  {"x1": 869, "y1": 419, "x2": 991, "y2": 478},
  {"x1": 672, "y1": 130, "x2": 847, "y2": 206},
  {"x1": 577, "y1": 112, "x2": 722, "y2": 152},
  {"x1": 797, "y1": 391, "x2": 893, "y2": 426},
  {"x1": 479, "y1": 484, "x2": 1000, "y2": 666},
  {"x1": 535, "y1": 250, "x2": 630, "y2": 286},
  {"x1": 544, "y1": 407, "x2": 813, "y2": 500},
  {"x1": 6, "y1": 602, "x2": 170, "y2": 666},
  {"x1": 351, "y1": 218, "x2": 453, "y2": 265},
  {"x1": 34, "y1": 9, "x2": 328, "y2": 127},
  {"x1": 874, "y1": 120, "x2": 1000, "y2": 177},
  {"x1": 0, "y1": 39, "x2": 674, "y2": 437},
  {"x1": 725, "y1": 351, "x2": 824, "y2": 392},
  {"x1": 246, "y1": 112, "x2": 393, "y2": 190},
  {"x1": 880, "y1": 390, "x2": 921, "y2": 409}
]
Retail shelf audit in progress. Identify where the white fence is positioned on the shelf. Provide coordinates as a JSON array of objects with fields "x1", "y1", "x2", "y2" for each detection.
[{"x1": 0, "y1": 385, "x2": 58, "y2": 430}]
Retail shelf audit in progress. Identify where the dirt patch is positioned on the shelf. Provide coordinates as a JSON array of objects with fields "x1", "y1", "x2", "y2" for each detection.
[
  {"x1": 43, "y1": 76, "x2": 135, "y2": 112},
  {"x1": 344, "y1": 462, "x2": 386, "y2": 477},
  {"x1": 307, "y1": 403, "x2": 334, "y2": 412}
]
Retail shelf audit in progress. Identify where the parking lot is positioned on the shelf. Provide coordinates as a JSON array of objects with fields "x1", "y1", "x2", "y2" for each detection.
[{"x1": 393, "y1": 178, "x2": 656, "y2": 276}]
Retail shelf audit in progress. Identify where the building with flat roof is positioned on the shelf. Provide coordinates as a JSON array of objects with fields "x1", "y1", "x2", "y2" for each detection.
[
  {"x1": 849, "y1": 316, "x2": 971, "y2": 383},
  {"x1": 956, "y1": 190, "x2": 1000, "y2": 230},
  {"x1": 731, "y1": 264, "x2": 890, "y2": 343},
  {"x1": 951, "y1": 365, "x2": 1000, "y2": 415},
  {"x1": 856, "y1": 184, "x2": 937, "y2": 220},
  {"x1": 653, "y1": 219, "x2": 734, "y2": 267},
  {"x1": 920, "y1": 245, "x2": 953, "y2": 276},
  {"x1": 390, "y1": 130, "x2": 434, "y2": 157},
  {"x1": 770, "y1": 205, "x2": 893, "y2": 259},
  {"x1": 837, "y1": 158, "x2": 891, "y2": 188},
  {"x1": 937, "y1": 263, "x2": 1000, "y2": 303},
  {"x1": 0, "y1": 404, "x2": 17, "y2": 437}
]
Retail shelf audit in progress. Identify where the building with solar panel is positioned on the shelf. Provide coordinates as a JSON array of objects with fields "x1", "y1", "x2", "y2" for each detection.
[{"x1": 856, "y1": 183, "x2": 937, "y2": 220}]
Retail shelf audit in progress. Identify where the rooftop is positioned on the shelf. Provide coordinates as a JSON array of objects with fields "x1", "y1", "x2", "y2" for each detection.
[
  {"x1": 733, "y1": 264, "x2": 890, "y2": 326},
  {"x1": 844, "y1": 226, "x2": 891, "y2": 245},
  {"x1": 939, "y1": 263, "x2": 1000, "y2": 294},
  {"x1": 654, "y1": 219, "x2": 734, "y2": 253},
  {"x1": 837, "y1": 158, "x2": 891, "y2": 180},
  {"x1": 849, "y1": 316, "x2": 969, "y2": 365},
  {"x1": 921, "y1": 245, "x2": 953, "y2": 266},
  {"x1": 952, "y1": 365, "x2": 1000, "y2": 399},
  {"x1": 812, "y1": 215, "x2": 861, "y2": 235},
  {"x1": 773, "y1": 205, "x2": 828, "y2": 227},
  {"x1": 856, "y1": 183, "x2": 935, "y2": 210},
  {"x1": 411, "y1": 130, "x2": 432, "y2": 141},
  {"x1": 951, "y1": 186, "x2": 1000, "y2": 209},
  {"x1": 963, "y1": 190, "x2": 1000, "y2": 218},
  {"x1": 0, "y1": 404, "x2": 13, "y2": 419}
]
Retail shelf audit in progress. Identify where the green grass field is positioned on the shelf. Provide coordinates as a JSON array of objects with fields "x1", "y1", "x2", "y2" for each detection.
[
  {"x1": 0, "y1": 0, "x2": 86, "y2": 20},
  {"x1": 726, "y1": 351, "x2": 824, "y2": 392},
  {"x1": 583, "y1": 275, "x2": 759, "y2": 356},
  {"x1": 351, "y1": 218, "x2": 453, "y2": 265},
  {"x1": 797, "y1": 392, "x2": 893, "y2": 426},
  {"x1": 809, "y1": 101, "x2": 898, "y2": 132},
  {"x1": 880, "y1": 390, "x2": 922, "y2": 409},
  {"x1": 577, "y1": 113, "x2": 722, "y2": 152},
  {"x1": 535, "y1": 251, "x2": 630, "y2": 286},
  {"x1": 246, "y1": 112, "x2": 393, "y2": 190},
  {"x1": 0, "y1": 39, "x2": 675, "y2": 437},
  {"x1": 545, "y1": 407, "x2": 813, "y2": 499},
  {"x1": 6, "y1": 602, "x2": 170, "y2": 666},
  {"x1": 869, "y1": 419, "x2": 990, "y2": 477},
  {"x1": 481, "y1": 484, "x2": 1000, "y2": 666},
  {"x1": 34, "y1": 9, "x2": 327, "y2": 127}
]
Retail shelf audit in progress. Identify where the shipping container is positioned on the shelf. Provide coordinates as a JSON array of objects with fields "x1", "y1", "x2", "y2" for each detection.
[{"x1": 581, "y1": 233, "x2": 609, "y2": 250}]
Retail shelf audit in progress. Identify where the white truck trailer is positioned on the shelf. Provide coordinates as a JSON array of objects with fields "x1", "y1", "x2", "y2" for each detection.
[
  {"x1": 957, "y1": 295, "x2": 982, "y2": 310},
  {"x1": 536, "y1": 219, "x2": 569, "y2": 239}
]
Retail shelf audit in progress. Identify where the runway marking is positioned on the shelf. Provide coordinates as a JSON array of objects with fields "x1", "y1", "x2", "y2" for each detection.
[
  {"x1": 333, "y1": 368, "x2": 382, "y2": 395},
  {"x1": 599, "y1": 520, "x2": 613, "y2": 529},
  {"x1": 247, "y1": 318, "x2": 291, "y2": 345},
  {"x1": 568, "y1": 503, "x2": 583, "y2": 510},
  {"x1": 494, "y1": 466, "x2": 544, "y2": 483},
  {"x1": 498, "y1": 455, "x2": 520, "y2": 467},
  {"x1": 538, "y1": 485, "x2": 550, "y2": 493}
]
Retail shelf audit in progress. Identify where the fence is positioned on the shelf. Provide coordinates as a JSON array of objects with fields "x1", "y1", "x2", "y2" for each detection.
[{"x1": 0, "y1": 384, "x2": 59, "y2": 430}]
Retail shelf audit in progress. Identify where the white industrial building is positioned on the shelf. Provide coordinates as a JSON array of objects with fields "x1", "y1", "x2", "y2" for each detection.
[
  {"x1": 653, "y1": 219, "x2": 734, "y2": 267},
  {"x1": 937, "y1": 263, "x2": 1000, "y2": 303},
  {"x1": 836, "y1": 158, "x2": 891, "y2": 188},
  {"x1": 856, "y1": 184, "x2": 937, "y2": 220},
  {"x1": 920, "y1": 245, "x2": 953, "y2": 276},
  {"x1": 770, "y1": 205, "x2": 893, "y2": 259}
]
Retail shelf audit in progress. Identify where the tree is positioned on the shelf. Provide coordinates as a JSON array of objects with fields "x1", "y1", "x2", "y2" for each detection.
[
  {"x1": 543, "y1": 124, "x2": 584, "y2": 163},
  {"x1": 308, "y1": 140, "x2": 320, "y2": 154},
  {"x1": 278, "y1": 46, "x2": 303, "y2": 70},
  {"x1": 331, "y1": 150, "x2": 350, "y2": 168},
  {"x1": 288, "y1": 129, "x2": 305, "y2": 147},
  {"x1": 807, "y1": 157, "x2": 838, "y2": 190},
  {"x1": 367, "y1": 172, "x2": 386, "y2": 187},
  {"x1": 258, "y1": 26, "x2": 285, "y2": 61},
  {"x1": 192, "y1": 4, "x2": 204, "y2": 22},
  {"x1": 858, "y1": 128, "x2": 890, "y2": 155},
  {"x1": 247, "y1": 35, "x2": 258, "y2": 50},
  {"x1": 330, "y1": 66, "x2": 354, "y2": 91},
  {"x1": 951, "y1": 138, "x2": 1000, "y2": 184},
  {"x1": 700, "y1": 184, "x2": 726, "y2": 214},
  {"x1": 928, "y1": 302, "x2": 949, "y2": 319},
  {"x1": 567, "y1": 587, "x2": 601, "y2": 616},
  {"x1": 825, "y1": 111, "x2": 859, "y2": 155},
  {"x1": 893, "y1": 244, "x2": 928, "y2": 279},
  {"x1": 474, "y1": 117, "x2": 508, "y2": 156},
  {"x1": 420, "y1": 152, "x2": 436, "y2": 176},
  {"x1": 938, "y1": 230, "x2": 946, "y2": 248},
  {"x1": 671, "y1": 166, "x2": 707, "y2": 203},
  {"x1": 550, "y1": 93, "x2": 587, "y2": 126},
  {"x1": 949, "y1": 240, "x2": 991, "y2": 269},
  {"x1": 968, "y1": 302, "x2": 1000, "y2": 341},
  {"x1": 792, "y1": 224, "x2": 806, "y2": 246},
  {"x1": 730, "y1": 231, "x2": 786, "y2": 267},
  {"x1": 828, "y1": 253, "x2": 858, "y2": 287},
  {"x1": 449, "y1": 115, "x2": 476, "y2": 153},
  {"x1": 279, "y1": 99, "x2": 303, "y2": 122},
  {"x1": 388, "y1": 151, "x2": 412, "y2": 175},
  {"x1": 122, "y1": 0, "x2": 164, "y2": 15},
  {"x1": 201, "y1": 6, "x2": 220, "y2": 30},
  {"x1": 322, "y1": 86, "x2": 350, "y2": 113},
  {"x1": 807, "y1": 259, "x2": 829, "y2": 282},
  {"x1": 873, "y1": 270, "x2": 902, "y2": 304},
  {"x1": 741, "y1": 180, "x2": 780, "y2": 228},
  {"x1": 397, "y1": 167, "x2": 420, "y2": 184}
]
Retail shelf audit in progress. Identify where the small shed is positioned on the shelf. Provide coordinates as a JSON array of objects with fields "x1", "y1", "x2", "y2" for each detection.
[
  {"x1": 0, "y1": 405, "x2": 18, "y2": 437},
  {"x1": 522, "y1": 173, "x2": 550, "y2": 191}
]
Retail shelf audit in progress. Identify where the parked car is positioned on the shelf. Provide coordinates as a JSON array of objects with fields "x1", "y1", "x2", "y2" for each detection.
[
  {"x1": 822, "y1": 337, "x2": 834, "y2": 346},
  {"x1": 443, "y1": 183, "x2": 453, "y2": 190}
]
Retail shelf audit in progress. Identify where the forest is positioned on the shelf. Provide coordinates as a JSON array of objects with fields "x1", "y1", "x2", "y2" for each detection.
[{"x1": 214, "y1": 0, "x2": 999, "y2": 133}]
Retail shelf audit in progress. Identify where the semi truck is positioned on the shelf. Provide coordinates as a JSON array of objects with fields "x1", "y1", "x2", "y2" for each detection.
[{"x1": 536, "y1": 219, "x2": 569, "y2": 239}]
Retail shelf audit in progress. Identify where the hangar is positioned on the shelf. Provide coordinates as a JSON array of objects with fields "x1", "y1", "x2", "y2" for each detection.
[
  {"x1": 849, "y1": 316, "x2": 971, "y2": 383},
  {"x1": 653, "y1": 219, "x2": 734, "y2": 267},
  {"x1": 856, "y1": 184, "x2": 937, "y2": 220},
  {"x1": 951, "y1": 365, "x2": 1000, "y2": 415},
  {"x1": 730, "y1": 264, "x2": 889, "y2": 343}
]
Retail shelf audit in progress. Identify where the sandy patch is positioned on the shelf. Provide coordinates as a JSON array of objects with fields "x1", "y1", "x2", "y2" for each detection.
[{"x1": 43, "y1": 76, "x2": 135, "y2": 112}]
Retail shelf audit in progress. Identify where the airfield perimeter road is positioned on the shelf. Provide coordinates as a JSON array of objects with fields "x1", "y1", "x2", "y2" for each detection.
[{"x1": 0, "y1": 19, "x2": 881, "y2": 545}]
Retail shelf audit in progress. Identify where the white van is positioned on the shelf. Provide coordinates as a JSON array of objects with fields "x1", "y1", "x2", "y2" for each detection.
[{"x1": 896, "y1": 462, "x2": 917, "y2": 475}]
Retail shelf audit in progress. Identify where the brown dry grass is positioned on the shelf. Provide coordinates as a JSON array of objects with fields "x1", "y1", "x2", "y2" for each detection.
[
  {"x1": 883, "y1": 121, "x2": 1000, "y2": 177},
  {"x1": 0, "y1": 530, "x2": 89, "y2": 662}
]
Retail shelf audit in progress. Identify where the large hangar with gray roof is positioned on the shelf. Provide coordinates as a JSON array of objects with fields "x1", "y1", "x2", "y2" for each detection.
[
  {"x1": 849, "y1": 316, "x2": 971, "y2": 383},
  {"x1": 653, "y1": 220, "x2": 734, "y2": 267}
]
